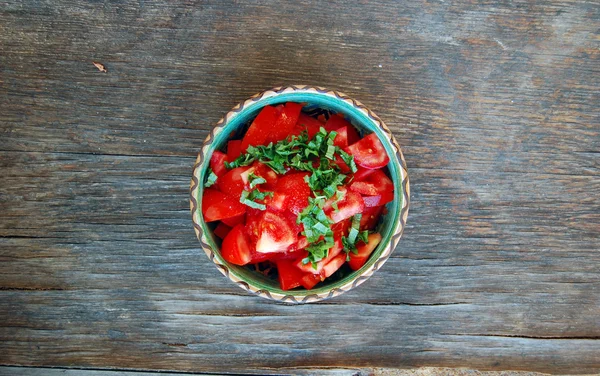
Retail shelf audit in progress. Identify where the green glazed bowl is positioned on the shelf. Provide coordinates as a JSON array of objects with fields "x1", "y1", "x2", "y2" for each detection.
[{"x1": 190, "y1": 85, "x2": 410, "y2": 303}]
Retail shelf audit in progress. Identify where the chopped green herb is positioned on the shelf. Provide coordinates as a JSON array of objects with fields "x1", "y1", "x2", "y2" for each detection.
[
  {"x1": 248, "y1": 172, "x2": 266, "y2": 189},
  {"x1": 204, "y1": 169, "x2": 218, "y2": 188},
  {"x1": 342, "y1": 214, "x2": 367, "y2": 259},
  {"x1": 239, "y1": 189, "x2": 273, "y2": 210}
]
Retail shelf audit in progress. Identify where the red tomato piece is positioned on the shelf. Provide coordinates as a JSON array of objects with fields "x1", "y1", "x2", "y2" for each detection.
[
  {"x1": 290, "y1": 113, "x2": 323, "y2": 139},
  {"x1": 296, "y1": 237, "x2": 343, "y2": 275},
  {"x1": 202, "y1": 188, "x2": 246, "y2": 222},
  {"x1": 348, "y1": 233, "x2": 382, "y2": 271},
  {"x1": 244, "y1": 207, "x2": 263, "y2": 243},
  {"x1": 210, "y1": 151, "x2": 228, "y2": 177},
  {"x1": 350, "y1": 170, "x2": 394, "y2": 207},
  {"x1": 241, "y1": 105, "x2": 281, "y2": 151},
  {"x1": 360, "y1": 205, "x2": 384, "y2": 231},
  {"x1": 256, "y1": 211, "x2": 298, "y2": 253},
  {"x1": 353, "y1": 166, "x2": 376, "y2": 181},
  {"x1": 240, "y1": 162, "x2": 278, "y2": 190},
  {"x1": 325, "y1": 114, "x2": 360, "y2": 144},
  {"x1": 276, "y1": 259, "x2": 305, "y2": 290},
  {"x1": 220, "y1": 224, "x2": 252, "y2": 266},
  {"x1": 221, "y1": 213, "x2": 245, "y2": 227},
  {"x1": 300, "y1": 272, "x2": 322, "y2": 290},
  {"x1": 218, "y1": 166, "x2": 250, "y2": 200},
  {"x1": 320, "y1": 253, "x2": 346, "y2": 279},
  {"x1": 213, "y1": 222, "x2": 231, "y2": 239},
  {"x1": 324, "y1": 187, "x2": 365, "y2": 223},
  {"x1": 268, "y1": 172, "x2": 311, "y2": 215},
  {"x1": 333, "y1": 154, "x2": 351, "y2": 173},
  {"x1": 331, "y1": 218, "x2": 352, "y2": 237},
  {"x1": 332, "y1": 126, "x2": 348, "y2": 148},
  {"x1": 227, "y1": 140, "x2": 242, "y2": 161},
  {"x1": 268, "y1": 102, "x2": 303, "y2": 144},
  {"x1": 345, "y1": 133, "x2": 390, "y2": 169}
]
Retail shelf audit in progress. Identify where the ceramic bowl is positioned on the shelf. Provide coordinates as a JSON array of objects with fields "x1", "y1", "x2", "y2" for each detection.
[{"x1": 190, "y1": 85, "x2": 409, "y2": 303}]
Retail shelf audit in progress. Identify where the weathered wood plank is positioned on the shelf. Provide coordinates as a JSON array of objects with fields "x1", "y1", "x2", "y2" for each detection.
[{"x1": 1, "y1": 0, "x2": 599, "y2": 374}]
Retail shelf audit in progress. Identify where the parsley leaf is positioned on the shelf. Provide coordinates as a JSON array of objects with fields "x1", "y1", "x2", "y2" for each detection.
[
  {"x1": 240, "y1": 189, "x2": 273, "y2": 210},
  {"x1": 204, "y1": 169, "x2": 218, "y2": 188}
]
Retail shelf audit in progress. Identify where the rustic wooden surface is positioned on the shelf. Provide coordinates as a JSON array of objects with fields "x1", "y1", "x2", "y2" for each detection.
[{"x1": 1, "y1": 0, "x2": 599, "y2": 375}]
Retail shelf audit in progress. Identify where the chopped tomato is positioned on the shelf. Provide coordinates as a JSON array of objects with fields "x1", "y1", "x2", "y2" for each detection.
[
  {"x1": 290, "y1": 113, "x2": 323, "y2": 139},
  {"x1": 333, "y1": 154, "x2": 351, "y2": 173},
  {"x1": 227, "y1": 140, "x2": 242, "y2": 161},
  {"x1": 218, "y1": 166, "x2": 250, "y2": 200},
  {"x1": 348, "y1": 233, "x2": 382, "y2": 271},
  {"x1": 255, "y1": 211, "x2": 298, "y2": 253},
  {"x1": 296, "y1": 237, "x2": 343, "y2": 274},
  {"x1": 332, "y1": 126, "x2": 348, "y2": 148},
  {"x1": 240, "y1": 105, "x2": 281, "y2": 151},
  {"x1": 353, "y1": 166, "x2": 376, "y2": 181},
  {"x1": 320, "y1": 253, "x2": 346, "y2": 278},
  {"x1": 331, "y1": 218, "x2": 351, "y2": 237},
  {"x1": 202, "y1": 188, "x2": 246, "y2": 222},
  {"x1": 220, "y1": 224, "x2": 252, "y2": 266},
  {"x1": 268, "y1": 172, "x2": 311, "y2": 215},
  {"x1": 345, "y1": 133, "x2": 390, "y2": 169},
  {"x1": 325, "y1": 114, "x2": 360, "y2": 144},
  {"x1": 276, "y1": 259, "x2": 304, "y2": 290},
  {"x1": 360, "y1": 205, "x2": 384, "y2": 230},
  {"x1": 213, "y1": 222, "x2": 231, "y2": 239},
  {"x1": 324, "y1": 188, "x2": 365, "y2": 223},
  {"x1": 350, "y1": 170, "x2": 394, "y2": 207},
  {"x1": 300, "y1": 272, "x2": 322, "y2": 290},
  {"x1": 268, "y1": 102, "x2": 303, "y2": 144},
  {"x1": 221, "y1": 213, "x2": 245, "y2": 227},
  {"x1": 210, "y1": 151, "x2": 228, "y2": 177}
]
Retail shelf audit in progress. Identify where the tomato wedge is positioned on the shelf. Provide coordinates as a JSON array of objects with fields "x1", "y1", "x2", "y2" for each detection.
[
  {"x1": 268, "y1": 172, "x2": 311, "y2": 215},
  {"x1": 202, "y1": 188, "x2": 246, "y2": 222},
  {"x1": 221, "y1": 213, "x2": 245, "y2": 227},
  {"x1": 320, "y1": 253, "x2": 346, "y2": 278},
  {"x1": 276, "y1": 259, "x2": 304, "y2": 290},
  {"x1": 332, "y1": 126, "x2": 348, "y2": 148},
  {"x1": 220, "y1": 224, "x2": 252, "y2": 266},
  {"x1": 325, "y1": 114, "x2": 360, "y2": 144},
  {"x1": 345, "y1": 133, "x2": 390, "y2": 169},
  {"x1": 218, "y1": 166, "x2": 250, "y2": 200},
  {"x1": 227, "y1": 140, "x2": 242, "y2": 161},
  {"x1": 290, "y1": 113, "x2": 323, "y2": 139},
  {"x1": 350, "y1": 169, "x2": 394, "y2": 207},
  {"x1": 348, "y1": 232, "x2": 382, "y2": 271},
  {"x1": 268, "y1": 102, "x2": 303, "y2": 144},
  {"x1": 240, "y1": 105, "x2": 281, "y2": 151},
  {"x1": 255, "y1": 211, "x2": 298, "y2": 253},
  {"x1": 210, "y1": 151, "x2": 228, "y2": 177},
  {"x1": 324, "y1": 187, "x2": 365, "y2": 223},
  {"x1": 359, "y1": 205, "x2": 384, "y2": 230},
  {"x1": 296, "y1": 238, "x2": 343, "y2": 274}
]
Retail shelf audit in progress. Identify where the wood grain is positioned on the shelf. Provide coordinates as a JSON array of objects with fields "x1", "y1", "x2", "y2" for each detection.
[{"x1": 1, "y1": 0, "x2": 599, "y2": 374}]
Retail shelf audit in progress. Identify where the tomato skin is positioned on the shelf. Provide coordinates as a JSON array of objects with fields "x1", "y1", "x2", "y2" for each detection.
[
  {"x1": 333, "y1": 126, "x2": 348, "y2": 148},
  {"x1": 290, "y1": 113, "x2": 323, "y2": 139},
  {"x1": 221, "y1": 224, "x2": 252, "y2": 266},
  {"x1": 218, "y1": 166, "x2": 250, "y2": 200},
  {"x1": 325, "y1": 114, "x2": 360, "y2": 144},
  {"x1": 227, "y1": 140, "x2": 242, "y2": 161},
  {"x1": 360, "y1": 205, "x2": 384, "y2": 231},
  {"x1": 202, "y1": 188, "x2": 246, "y2": 222},
  {"x1": 345, "y1": 133, "x2": 390, "y2": 169},
  {"x1": 210, "y1": 151, "x2": 228, "y2": 177},
  {"x1": 348, "y1": 233, "x2": 382, "y2": 271},
  {"x1": 241, "y1": 105, "x2": 281, "y2": 151},
  {"x1": 276, "y1": 259, "x2": 305, "y2": 290},
  {"x1": 255, "y1": 211, "x2": 298, "y2": 253},
  {"x1": 221, "y1": 213, "x2": 245, "y2": 227},
  {"x1": 300, "y1": 272, "x2": 322, "y2": 289},
  {"x1": 353, "y1": 166, "x2": 376, "y2": 181},
  {"x1": 320, "y1": 253, "x2": 346, "y2": 278},
  {"x1": 268, "y1": 172, "x2": 311, "y2": 215},
  {"x1": 324, "y1": 188, "x2": 365, "y2": 223},
  {"x1": 350, "y1": 169, "x2": 394, "y2": 207},
  {"x1": 269, "y1": 102, "x2": 303, "y2": 143}
]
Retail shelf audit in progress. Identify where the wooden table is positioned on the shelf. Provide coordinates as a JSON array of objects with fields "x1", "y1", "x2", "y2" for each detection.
[{"x1": 1, "y1": 1, "x2": 599, "y2": 375}]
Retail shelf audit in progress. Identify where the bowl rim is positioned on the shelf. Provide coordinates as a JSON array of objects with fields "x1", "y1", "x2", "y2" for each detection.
[{"x1": 190, "y1": 85, "x2": 410, "y2": 304}]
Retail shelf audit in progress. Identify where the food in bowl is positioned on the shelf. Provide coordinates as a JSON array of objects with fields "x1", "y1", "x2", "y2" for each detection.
[{"x1": 201, "y1": 102, "x2": 394, "y2": 290}]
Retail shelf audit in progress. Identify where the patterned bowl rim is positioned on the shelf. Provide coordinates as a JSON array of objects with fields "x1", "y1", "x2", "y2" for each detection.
[{"x1": 190, "y1": 85, "x2": 410, "y2": 304}]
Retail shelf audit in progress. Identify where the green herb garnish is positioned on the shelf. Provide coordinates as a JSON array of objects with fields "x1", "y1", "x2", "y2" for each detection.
[
  {"x1": 204, "y1": 169, "x2": 218, "y2": 188},
  {"x1": 240, "y1": 189, "x2": 273, "y2": 210}
]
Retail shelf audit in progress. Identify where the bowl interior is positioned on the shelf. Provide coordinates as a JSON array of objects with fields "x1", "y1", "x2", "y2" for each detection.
[{"x1": 195, "y1": 91, "x2": 404, "y2": 297}]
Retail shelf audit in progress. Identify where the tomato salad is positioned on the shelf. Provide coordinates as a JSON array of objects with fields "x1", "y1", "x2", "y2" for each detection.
[{"x1": 202, "y1": 102, "x2": 393, "y2": 290}]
